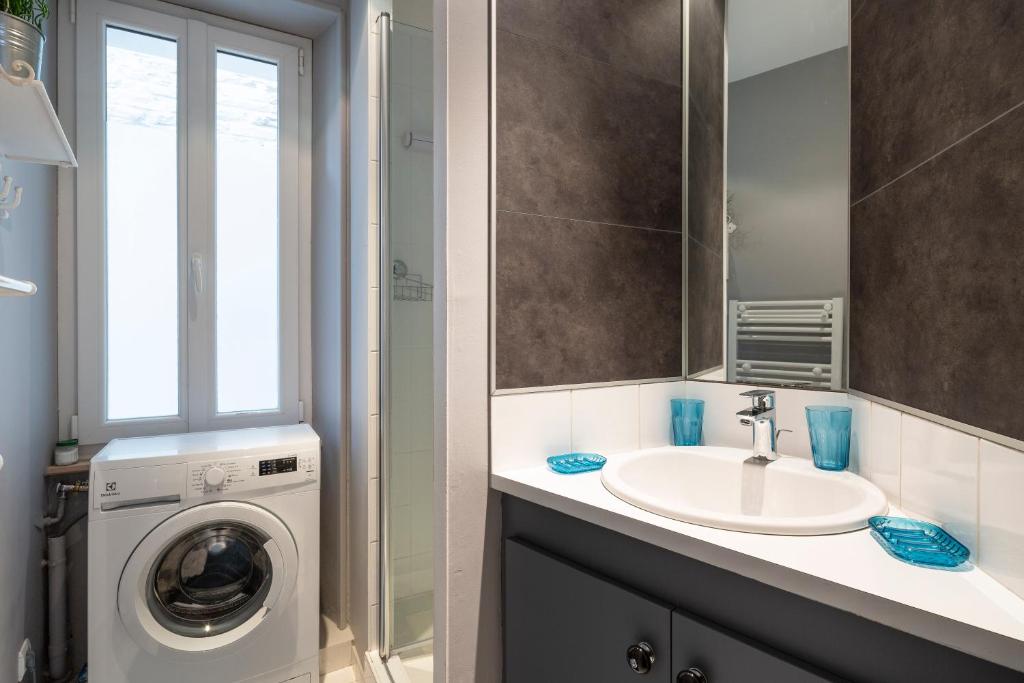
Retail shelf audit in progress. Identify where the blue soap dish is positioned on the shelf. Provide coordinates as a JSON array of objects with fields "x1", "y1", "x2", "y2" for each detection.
[
  {"x1": 869, "y1": 516, "x2": 970, "y2": 568},
  {"x1": 547, "y1": 453, "x2": 606, "y2": 474}
]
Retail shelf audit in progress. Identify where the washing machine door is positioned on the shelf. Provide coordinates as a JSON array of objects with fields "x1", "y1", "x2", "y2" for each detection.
[{"x1": 117, "y1": 501, "x2": 298, "y2": 656}]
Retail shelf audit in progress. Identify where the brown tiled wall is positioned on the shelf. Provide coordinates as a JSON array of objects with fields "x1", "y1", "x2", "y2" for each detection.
[
  {"x1": 494, "y1": 0, "x2": 684, "y2": 389},
  {"x1": 850, "y1": 1, "x2": 1024, "y2": 441},
  {"x1": 686, "y1": 0, "x2": 725, "y2": 376}
]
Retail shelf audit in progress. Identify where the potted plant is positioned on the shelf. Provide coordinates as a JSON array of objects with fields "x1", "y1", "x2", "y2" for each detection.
[{"x1": 0, "y1": 0, "x2": 49, "y2": 79}]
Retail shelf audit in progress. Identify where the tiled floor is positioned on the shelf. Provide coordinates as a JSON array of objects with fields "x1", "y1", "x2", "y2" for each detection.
[
  {"x1": 397, "y1": 652, "x2": 433, "y2": 683},
  {"x1": 393, "y1": 590, "x2": 433, "y2": 646},
  {"x1": 322, "y1": 665, "x2": 363, "y2": 683}
]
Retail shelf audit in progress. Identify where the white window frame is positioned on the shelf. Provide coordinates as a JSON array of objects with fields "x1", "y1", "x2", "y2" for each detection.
[{"x1": 66, "y1": 0, "x2": 312, "y2": 444}]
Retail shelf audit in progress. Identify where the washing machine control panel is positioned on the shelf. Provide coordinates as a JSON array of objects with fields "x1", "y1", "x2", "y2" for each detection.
[{"x1": 186, "y1": 450, "x2": 318, "y2": 497}]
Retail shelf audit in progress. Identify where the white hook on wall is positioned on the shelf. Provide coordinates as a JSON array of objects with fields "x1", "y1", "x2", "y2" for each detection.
[{"x1": 0, "y1": 163, "x2": 24, "y2": 219}]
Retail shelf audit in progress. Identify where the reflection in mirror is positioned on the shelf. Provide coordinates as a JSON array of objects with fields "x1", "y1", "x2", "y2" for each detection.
[{"x1": 686, "y1": 0, "x2": 850, "y2": 391}]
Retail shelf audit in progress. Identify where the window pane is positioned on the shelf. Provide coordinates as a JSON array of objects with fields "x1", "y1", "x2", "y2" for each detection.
[
  {"x1": 215, "y1": 52, "x2": 281, "y2": 414},
  {"x1": 105, "y1": 27, "x2": 180, "y2": 421}
]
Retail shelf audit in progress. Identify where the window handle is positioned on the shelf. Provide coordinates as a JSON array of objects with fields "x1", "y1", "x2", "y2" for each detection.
[{"x1": 191, "y1": 253, "x2": 205, "y2": 295}]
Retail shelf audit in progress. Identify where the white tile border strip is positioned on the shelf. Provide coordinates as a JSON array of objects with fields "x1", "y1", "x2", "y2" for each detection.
[{"x1": 850, "y1": 388, "x2": 1024, "y2": 454}]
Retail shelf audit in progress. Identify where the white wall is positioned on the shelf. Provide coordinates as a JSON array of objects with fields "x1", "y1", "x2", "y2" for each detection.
[
  {"x1": 727, "y1": 48, "x2": 849, "y2": 302},
  {"x1": 0, "y1": 16, "x2": 59, "y2": 679},
  {"x1": 434, "y1": 0, "x2": 501, "y2": 679},
  {"x1": 312, "y1": 14, "x2": 349, "y2": 630}
]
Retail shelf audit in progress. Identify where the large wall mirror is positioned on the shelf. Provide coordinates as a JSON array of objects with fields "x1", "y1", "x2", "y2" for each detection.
[
  {"x1": 686, "y1": 0, "x2": 850, "y2": 391},
  {"x1": 493, "y1": 0, "x2": 1021, "y2": 445}
]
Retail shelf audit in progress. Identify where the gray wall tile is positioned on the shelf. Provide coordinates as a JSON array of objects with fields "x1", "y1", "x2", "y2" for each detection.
[
  {"x1": 496, "y1": 0, "x2": 682, "y2": 86},
  {"x1": 685, "y1": 0, "x2": 725, "y2": 374},
  {"x1": 496, "y1": 29, "x2": 683, "y2": 232},
  {"x1": 687, "y1": 237, "x2": 723, "y2": 375},
  {"x1": 496, "y1": 212, "x2": 682, "y2": 389},
  {"x1": 851, "y1": 0, "x2": 1024, "y2": 200},
  {"x1": 851, "y1": 104, "x2": 1024, "y2": 441},
  {"x1": 688, "y1": 0, "x2": 725, "y2": 133},
  {"x1": 687, "y1": 101, "x2": 723, "y2": 255},
  {"x1": 494, "y1": 5, "x2": 684, "y2": 389}
]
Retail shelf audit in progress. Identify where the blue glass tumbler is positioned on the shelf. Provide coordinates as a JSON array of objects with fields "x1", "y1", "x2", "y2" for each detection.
[
  {"x1": 671, "y1": 399, "x2": 705, "y2": 446},
  {"x1": 805, "y1": 405, "x2": 852, "y2": 471}
]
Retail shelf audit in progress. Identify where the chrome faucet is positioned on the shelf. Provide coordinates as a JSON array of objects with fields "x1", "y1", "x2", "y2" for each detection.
[{"x1": 736, "y1": 389, "x2": 788, "y2": 462}]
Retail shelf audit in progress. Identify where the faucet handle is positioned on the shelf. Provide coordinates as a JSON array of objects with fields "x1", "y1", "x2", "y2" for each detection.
[{"x1": 740, "y1": 389, "x2": 775, "y2": 410}]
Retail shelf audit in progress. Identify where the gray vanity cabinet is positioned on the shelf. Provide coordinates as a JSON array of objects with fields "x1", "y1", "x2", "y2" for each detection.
[
  {"x1": 505, "y1": 538, "x2": 674, "y2": 682},
  {"x1": 672, "y1": 609, "x2": 835, "y2": 682},
  {"x1": 504, "y1": 497, "x2": 1024, "y2": 682},
  {"x1": 505, "y1": 538, "x2": 836, "y2": 682}
]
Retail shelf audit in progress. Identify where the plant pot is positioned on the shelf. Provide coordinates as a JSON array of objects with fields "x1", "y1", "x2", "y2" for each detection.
[{"x1": 0, "y1": 10, "x2": 44, "y2": 80}]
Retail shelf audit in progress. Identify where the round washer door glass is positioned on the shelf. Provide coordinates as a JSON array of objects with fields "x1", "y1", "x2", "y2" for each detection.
[{"x1": 148, "y1": 522, "x2": 273, "y2": 638}]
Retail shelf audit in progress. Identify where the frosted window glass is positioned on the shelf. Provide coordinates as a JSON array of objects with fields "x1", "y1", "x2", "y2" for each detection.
[
  {"x1": 105, "y1": 27, "x2": 180, "y2": 421},
  {"x1": 215, "y1": 52, "x2": 281, "y2": 414}
]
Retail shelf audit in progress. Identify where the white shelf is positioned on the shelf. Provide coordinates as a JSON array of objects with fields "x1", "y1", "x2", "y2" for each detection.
[
  {"x1": 0, "y1": 274, "x2": 37, "y2": 296},
  {"x1": 0, "y1": 61, "x2": 77, "y2": 168}
]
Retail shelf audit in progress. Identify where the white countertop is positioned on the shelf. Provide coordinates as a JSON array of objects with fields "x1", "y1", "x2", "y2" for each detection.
[{"x1": 492, "y1": 463, "x2": 1024, "y2": 673}]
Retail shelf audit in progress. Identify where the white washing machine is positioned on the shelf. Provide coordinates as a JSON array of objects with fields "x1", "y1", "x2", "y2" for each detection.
[{"x1": 88, "y1": 424, "x2": 321, "y2": 683}]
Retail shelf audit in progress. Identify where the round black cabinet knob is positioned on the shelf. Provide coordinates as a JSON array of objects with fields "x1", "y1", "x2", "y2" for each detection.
[
  {"x1": 626, "y1": 642, "x2": 656, "y2": 674},
  {"x1": 677, "y1": 667, "x2": 708, "y2": 683}
]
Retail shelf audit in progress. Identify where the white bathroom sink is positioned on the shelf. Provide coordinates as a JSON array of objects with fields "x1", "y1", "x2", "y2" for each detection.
[{"x1": 601, "y1": 446, "x2": 888, "y2": 535}]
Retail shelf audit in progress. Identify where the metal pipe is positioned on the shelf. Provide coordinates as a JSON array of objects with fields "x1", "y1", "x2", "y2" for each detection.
[
  {"x1": 41, "y1": 481, "x2": 87, "y2": 680},
  {"x1": 738, "y1": 300, "x2": 836, "y2": 308},
  {"x1": 737, "y1": 334, "x2": 833, "y2": 343},
  {"x1": 377, "y1": 10, "x2": 393, "y2": 662},
  {"x1": 736, "y1": 360, "x2": 832, "y2": 370},
  {"x1": 47, "y1": 535, "x2": 68, "y2": 680},
  {"x1": 40, "y1": 498, "x2": 66, "y2": 528},
  {"x1": 39, "y1": 481, "x2": 88, "y2": 528},
  {"x1": 737, "y1": 326, "x2": 833, "y2": 334},
  {"x1": 737, "y1": 369, "x2": 830, "y2": 380}
]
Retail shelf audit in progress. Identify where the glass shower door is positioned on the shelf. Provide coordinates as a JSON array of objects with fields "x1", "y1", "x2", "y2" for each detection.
[{"x1": 379, "y1": 14, "x2": 435, "y2": 668}]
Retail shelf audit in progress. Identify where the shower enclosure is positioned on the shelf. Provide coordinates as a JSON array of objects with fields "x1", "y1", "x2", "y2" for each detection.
[{"x1": 378, "y1": 12, "x2": 435, "y2": 675}]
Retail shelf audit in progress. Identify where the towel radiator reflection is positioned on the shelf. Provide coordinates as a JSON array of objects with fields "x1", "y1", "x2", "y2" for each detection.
[{"x1": 727, "y1": 298, "x2": 844, "y2": 390}]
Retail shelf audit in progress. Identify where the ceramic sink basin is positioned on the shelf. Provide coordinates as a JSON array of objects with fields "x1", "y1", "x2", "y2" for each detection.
[{"x1": 601, "y1": 446, "x2": 888, "y2": 535}]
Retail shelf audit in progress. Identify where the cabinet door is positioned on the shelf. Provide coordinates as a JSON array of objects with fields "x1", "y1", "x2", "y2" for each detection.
[
  {"x1": 672, "y1": 609, "x2": 839, "y2": 682},
  {"x1": 505, "y1": 538, "x2": 673, "y2": 682}
]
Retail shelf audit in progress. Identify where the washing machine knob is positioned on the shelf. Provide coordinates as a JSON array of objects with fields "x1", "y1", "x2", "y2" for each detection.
[{"x1": 205, "y1": 466, "x2": 226, "y2": 488}]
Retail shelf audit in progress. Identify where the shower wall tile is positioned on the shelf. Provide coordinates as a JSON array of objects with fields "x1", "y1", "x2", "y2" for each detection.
[
  {"x1": 851, "y1": 0, "x2": 1024, "y2": 200},
  {"x1": 850, "y1": 104, "x2": 1024, "y2": 442},
  {"x1": 495, "y1": 211, "x2": 682, "y2": 389},
  {"x1": 496, "y1": 0, "x2": 682, "y2": 86},
  {"x1": 496, "y1": 29, "x2": 683, "y2": 232}
]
